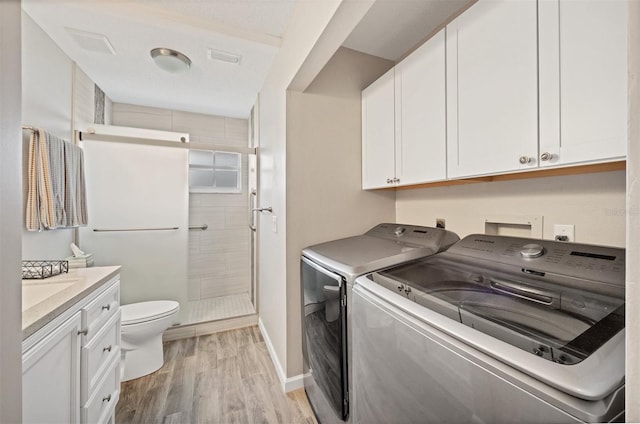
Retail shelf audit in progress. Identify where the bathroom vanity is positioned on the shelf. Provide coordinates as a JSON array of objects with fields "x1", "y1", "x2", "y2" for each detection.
[{"x1": 22, "y1": 266, "x2": 121, "y2": 424}]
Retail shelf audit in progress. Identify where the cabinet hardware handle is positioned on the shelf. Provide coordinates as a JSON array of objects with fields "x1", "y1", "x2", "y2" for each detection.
[
  {"x1": 102, "y1": 394, "x2": 112, "y2": 403},
  {"x1": 519, "y1": 156, "x2": 532, "y2": 164},
  {"x1": 103, "y1": 345, "x2": 112, "y2": 353},
  {"x1": 102, "y1": 304, "x2": 111, "y2": 311},
  {"x1": 540, "y1": 152, "x2": 553, "y2": 161},
  {"x1": 78, "y1": 329, "x2": 88, "y2": 336},
  {"x1": 386, "y1": 178, "x2": 392, "y2": 184},
  {"x1": 394, "y1": 178, "x2": 400, "y2": 183}
]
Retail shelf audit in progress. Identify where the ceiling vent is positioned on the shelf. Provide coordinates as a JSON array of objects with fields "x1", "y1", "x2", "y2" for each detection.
[
  {"x1": 65, "y1": 28, "x2": 116, "y2": 55},
  {"x1": 207, "y1": 48, "x2": 241, "y2": 64}
]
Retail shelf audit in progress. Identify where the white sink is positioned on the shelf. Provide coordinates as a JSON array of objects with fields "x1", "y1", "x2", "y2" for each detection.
[{"x1": 22, "y1": 280, "x2": 77, "y2": 312}]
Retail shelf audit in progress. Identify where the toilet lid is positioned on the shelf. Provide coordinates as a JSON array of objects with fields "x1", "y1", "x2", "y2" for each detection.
[{"x1": 121, "y1": 300, "x2": 180, "y2": 325}]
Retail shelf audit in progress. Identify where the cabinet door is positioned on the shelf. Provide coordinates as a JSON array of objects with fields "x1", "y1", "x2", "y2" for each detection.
[
  {"x1": 539, "y1": 0, "x2": 627, "y2": 166},
  {"x1": 23, "y1": 311, "x2": 82, "y2": 424},
  {"x1": 362, "y1": 68, "x2": 395, "y2": 189},
  {"x1": 447, "y1": 0, "x2": 538, "y2": 178},
  {"x1": 395, "y1": 29, "x2": 447, "y2": 186}
]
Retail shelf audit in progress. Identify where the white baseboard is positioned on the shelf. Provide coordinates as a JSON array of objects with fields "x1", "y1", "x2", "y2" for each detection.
[{"x1": 258, "y1": 318, "x2": 305, "y2": 393}]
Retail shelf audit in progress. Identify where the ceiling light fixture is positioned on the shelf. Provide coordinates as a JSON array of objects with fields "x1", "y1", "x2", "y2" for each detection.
[{"x1": 150, "y1": 48, "x2": 192, "y2": 73}]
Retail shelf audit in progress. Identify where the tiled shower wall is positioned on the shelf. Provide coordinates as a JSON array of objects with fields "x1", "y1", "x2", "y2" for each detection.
[{"x1": 111, "y1": 103, "x2": 250, "y2": 301}]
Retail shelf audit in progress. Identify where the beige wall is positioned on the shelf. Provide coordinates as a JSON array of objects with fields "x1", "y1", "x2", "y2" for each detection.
[
  {"x1": 285, "y1": 47, "x2": 395, "y2": 376},
  {"x1": 396, "y1": 171, "x2": 626, "y2": 247},
  {"x1": 111, "y1": 103, "x2": 251, "y2": 303},
  {"x1": 21, "y1": 12, "x2": 75, "y2": 260},
  {"x1": 0, "y1": 1, "x2": 23, "y2": 421},
  {"x1": 626, "y1": 0, "x2": 640, "y2": 419}
]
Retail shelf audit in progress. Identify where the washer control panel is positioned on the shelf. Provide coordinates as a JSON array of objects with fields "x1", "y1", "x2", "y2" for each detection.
[{"x1": 446, "y1": 234, "x2": 625, "y2": 287}]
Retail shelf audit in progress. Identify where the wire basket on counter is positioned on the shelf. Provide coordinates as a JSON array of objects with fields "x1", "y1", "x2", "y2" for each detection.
[{"x1": 22, "y1": 260, "x2": 69, "y2": 280}]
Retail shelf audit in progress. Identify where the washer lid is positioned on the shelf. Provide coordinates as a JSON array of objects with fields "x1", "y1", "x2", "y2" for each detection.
[
  {"x1": 121, "y1": 300, "x2": 180, "y2": 325},
  {"x1": 302, "y1": 225, "x2": 459, "y2": 281}
]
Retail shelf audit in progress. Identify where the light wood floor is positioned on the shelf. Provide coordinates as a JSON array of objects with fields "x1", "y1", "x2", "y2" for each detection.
[{"x1": 116, "y1": 326, "x2": 317, "y2": 424}]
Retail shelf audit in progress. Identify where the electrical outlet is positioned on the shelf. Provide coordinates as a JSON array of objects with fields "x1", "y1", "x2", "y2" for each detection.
[
  {"x1": 272, "y1": 215, "x2": 277, "y2": 234},
  {"x1": 553, "y1": 224, "x2": 574, "y2": 242},
  {"x1": 436, "y1": 218, "x2": 446, "y2": 229}
]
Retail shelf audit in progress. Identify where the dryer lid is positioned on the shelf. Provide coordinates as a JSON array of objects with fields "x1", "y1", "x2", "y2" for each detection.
[{"x1": 121, "y1": 300, "x2": 180, "y2": 325}]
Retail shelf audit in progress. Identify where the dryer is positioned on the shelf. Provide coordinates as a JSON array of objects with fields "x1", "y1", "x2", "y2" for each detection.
[{"x1": 301, "y1": 223, "x2": 459, "y2": 423}]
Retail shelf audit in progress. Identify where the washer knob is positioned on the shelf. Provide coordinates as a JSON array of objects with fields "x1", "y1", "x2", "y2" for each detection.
[
  {"x1": 521, "y1": 244, "x2": 544, "y2": 258},
  {"x1": 394, "y1": 226, "x2": 406, "y2": 237}
]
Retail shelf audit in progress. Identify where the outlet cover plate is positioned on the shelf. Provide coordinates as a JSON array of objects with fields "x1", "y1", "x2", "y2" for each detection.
[{"x1": 553, "y1": 224, "x2": 574, "y2": 242}]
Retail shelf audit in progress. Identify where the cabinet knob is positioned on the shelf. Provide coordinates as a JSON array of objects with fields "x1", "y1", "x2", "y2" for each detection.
[
  {"x1": 103, "y1": 345, "x2": 113, "y2": 353},
  {"x1": 102, "y1": 394, "x2": 112, "y2": 403},
  {"x1": 393, "y1": 178, "x2": 400, "y2": 183},
  {"x1": 540, "y1": 152, "x2": 553, "y2": 161},
  {"x1": 102, "y1": 304, "x2": 111, "y2": 311},
  {"x1": 386, "y1": 178, "x2": 393, "y2": 184},
  {"x1": 519, "y1": 156, "x2": 532, "y2": 164}
]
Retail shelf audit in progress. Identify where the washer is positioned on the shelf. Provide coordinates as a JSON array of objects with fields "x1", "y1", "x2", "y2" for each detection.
[
  {"x1": 352, "y1": 234, "x2": 625, "y2": 423},
  {"x1": 301, "y1": 223, "x2": 460, "y2": 424}
]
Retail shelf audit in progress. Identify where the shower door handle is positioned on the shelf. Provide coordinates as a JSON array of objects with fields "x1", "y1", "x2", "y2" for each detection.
[{"x1": 248, "y1": 190, "x2": 257, "y2": 232}]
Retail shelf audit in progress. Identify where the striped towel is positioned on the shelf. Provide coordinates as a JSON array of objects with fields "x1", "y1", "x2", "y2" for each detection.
[
  {"x1": 64, "y1": 142, "x2": 88, "y2": 227},
  {"x1": 25, "y1": 129, "x2": 88, "y2": 230}
]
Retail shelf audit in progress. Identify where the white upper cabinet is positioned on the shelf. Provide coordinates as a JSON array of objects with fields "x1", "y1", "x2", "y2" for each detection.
[
  {"x1": 539, "y1": 0, "x2": 628, "y2": 167},
  {"x1": 362, "y1": 30, "x2": 446, "y2": 189},
  {"x1": 362, "y1": 68, "x2": 395, "y2": 189},
  {"x1": 446, "y1": 0, "x2": 539, "y2": 178},
  {"x1": 395, "y1": 29, "x2": 447, "y2": 186}
]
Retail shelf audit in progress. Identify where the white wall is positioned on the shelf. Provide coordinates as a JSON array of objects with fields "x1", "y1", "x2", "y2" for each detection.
[
  {"x1": 285, "y1": 47, "x2": 395, "y2": 376},
  {"x1": 257, "y1": 0, "x2": 343, "y2": 386},
  {"x1": 626, "y1": 0, "x2": 640, "y2": 419},
  {"x1": 0, "y1": 1, "x2": 23, "y2": 421},
  {"x1": 396, "y1": 171, "x2": 626, "y2": 247},
  {"x1": 21, "y1": 12, "x2": 75, "y2": 259}
]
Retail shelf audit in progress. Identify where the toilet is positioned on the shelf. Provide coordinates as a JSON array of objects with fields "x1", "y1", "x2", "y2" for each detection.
[{"x1": 120, "y1": 300, "x2": 180, "y2": 382}]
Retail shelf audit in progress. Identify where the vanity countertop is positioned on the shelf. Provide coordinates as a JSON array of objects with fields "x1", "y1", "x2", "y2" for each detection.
[{"x1": 22, "y1": 266, "x2": 121, "y2": 340}]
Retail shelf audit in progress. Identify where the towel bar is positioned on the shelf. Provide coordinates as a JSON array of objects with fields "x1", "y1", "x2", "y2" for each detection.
[{"x1": 93, "y1": 227, "x2": 179, "y2": 232}]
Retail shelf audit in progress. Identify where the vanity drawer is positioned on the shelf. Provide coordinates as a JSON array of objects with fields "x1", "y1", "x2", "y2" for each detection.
[
  {"x1": 81, "y1": 356, "x2": 120, "y2": 424},
  {"x1": 81, "y1": 311, "x2": 120, "y2": 405},
  {"x1": 82, "y1": 279, "x2": 119, "y2": 343}
]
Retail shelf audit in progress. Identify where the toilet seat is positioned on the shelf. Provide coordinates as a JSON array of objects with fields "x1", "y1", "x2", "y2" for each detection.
[{"x1": 121, "y1": 300, "x2": 179, "y2": 326}]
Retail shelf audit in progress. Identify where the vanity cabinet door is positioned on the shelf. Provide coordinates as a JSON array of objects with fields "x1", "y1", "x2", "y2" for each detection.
[
  {"x1": 23, "y1": 311, "x2": 82, "y2": 424},
  {"x1": 446, "y1": 0, "x2": 538, "y2": 178},
  {"x1": 539, "y1": 0, "x2": 627, "y2": 167}
]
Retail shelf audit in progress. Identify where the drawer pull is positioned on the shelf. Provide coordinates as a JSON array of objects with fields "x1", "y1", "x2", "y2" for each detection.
[
  {"x1": 102, "y1": 394, "x2": 112, "y2": 403},
  {"x1": 78, "y1": 329, "x2": 88, "y2": 336},
  {"x1": 103, "y1": 345, "x2": 113, "y2": 353},
  {"x1": 102, "y1": 304, "x2": 111, "y2": 311}
]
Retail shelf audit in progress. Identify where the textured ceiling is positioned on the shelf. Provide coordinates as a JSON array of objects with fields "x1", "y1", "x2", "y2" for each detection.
[
  {"x1": 22, "y1": 0, "x2": 297, "y2": 118},
  {"x1": 22, "y1": 0, "x2": 473, "y2": 119}
]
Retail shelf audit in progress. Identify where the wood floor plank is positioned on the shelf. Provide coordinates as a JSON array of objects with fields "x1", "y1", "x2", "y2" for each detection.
[
  {"x1": 131, "y1": 368, "x2": 173, "y2": 423},
  {"x1": 164, "y1": 355, "x2": 196, "y2": 421},
  {"x1": 116, "y1": 325, "x2": 317, "y2": 424}
]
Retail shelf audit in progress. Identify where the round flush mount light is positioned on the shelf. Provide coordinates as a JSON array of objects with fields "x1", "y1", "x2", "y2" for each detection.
[{"x1": 150, "y1": 48, "x2": 191, "y2": 73}]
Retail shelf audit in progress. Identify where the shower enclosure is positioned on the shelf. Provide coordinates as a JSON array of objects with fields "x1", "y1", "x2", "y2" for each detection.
[{"x1": 78, "y1": 124, "x2": 257, "y2": 327}]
